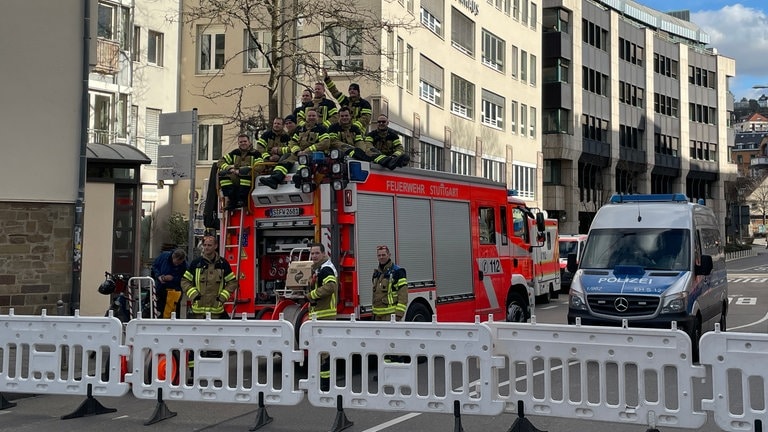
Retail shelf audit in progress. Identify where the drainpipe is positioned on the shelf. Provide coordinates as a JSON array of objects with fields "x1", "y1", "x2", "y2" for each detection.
[{"x1": 71, "y1": 0, "x2": 92, "y2": 314}]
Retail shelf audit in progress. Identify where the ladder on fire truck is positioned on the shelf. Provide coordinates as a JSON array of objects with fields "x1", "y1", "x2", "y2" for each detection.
[{"x1": 222, "y1": 207, "x2": 246, "y2": 319}]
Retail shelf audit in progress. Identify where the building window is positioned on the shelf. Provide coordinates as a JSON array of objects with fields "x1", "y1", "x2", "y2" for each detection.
[
  {"x1": 530, "y1": 54, "x2": 537, "y2": 87},
  {"x1": 417, "y1": 140, "x2": 444, "y2": 171},
  {"x1": 451, "y1": 150, "x2": 475, "y2": 176},
  {"x1": 542, "y1": 108, "x2": 570, "y2": 134},
  {"x1": 130, "y1": 104, "x2": 138, "y2": 146},
  {"x1": 482, "y1": 30, "x2": 505, "y2": 72},
  {"x1": 451, "y1": 74, "x2": 474, "y2": 119},
  {"x1": 198, "y1": 123, "x2": 223, "y2": 162},
  {"x1": 451, "y1": 8, "x2": 475, "y2": 56},
  {"x1": 131, "y1": 26, "x2": 140, "y2": 62},
  {"x1": 544, "y1": 159, "x2": 561, "y2": 185},
  {"x1": 543, "y1": 58, "x2": 569, "y2": 83},
  {"x1": 513, "y1": 0, "x2": 520, "y2": 20},
  {"x1": 543, "y1": 8, "x2": 569, "y2": 33},
  {"x1": 481, "y1": 89, "x2": 505, "y2": 129},
  {"x1": 653, "y1": 53, "x2": 678, "y2": 79},
  {"x1": 521, "y1": 0, "x2": 528, "y2": 25},
  {"x1": 510, "y1": 100, "x2": 518, "y2": 133},
  {"x1": 420, "y1": 6, "x2": 443, "y2": 36},
  {"x1": 245, "y1": 29, "x2": 272, "y2": 71},
  {"x1": 530, "y1": 106, "x2": 536, "y2": 138},
  {"x1": 406, "y1": 44, "x2": 413, "y2": 92},
  {"x1": 520, "y1": 103, "x2": 527, "y2": 135},
  {"x1": 145, "y1": 108, "x2": 161, "y2": 165},
  {"x1": 483, "y1": 158, "x2": 506, "y2": 183},
  {"x1": 513, "y1": 163, "x2": 536, "y2": 199},
  {"x1": 419, "y1": 55, "x2": 443, "y2": 106},
  {"x1": 198, "y1": 26, "x2": 226, "y2": 72},
  {"x1": 324, "y1": 26, "x2": 363, "y2": 71},
  {"x1": 116, "y1": 93, "x2": 128, "y2": 138},
  {"x1": 520, "y1": 50, "x2": 527, "y2": 82},
  {"x1": 147, "y1": 30, "x2": 163, "y2": 66},
  {"x1": 530, "y1": 2, "x2": 537, "y2": 30},
  {"x1": 92, "y1": 94, "x2": 112, "y2": 144},
  {"x1": 511, "y1": 45, "x2": 518, "y2": 79},
  {"x1": 97, "y1": 3, "x2": 116, "y2": 39},
  {"x1": 397, "y1": 37, "x2": 405, "y2": 88}
]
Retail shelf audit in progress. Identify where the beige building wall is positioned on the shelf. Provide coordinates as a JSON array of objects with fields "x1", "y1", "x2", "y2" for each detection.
[{"x1": 80, "y1": 183, "x2": 116, "y2": 316}]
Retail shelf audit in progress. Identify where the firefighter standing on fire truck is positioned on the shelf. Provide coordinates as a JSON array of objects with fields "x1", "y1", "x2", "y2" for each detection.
[{"x1": 371, "y1": 245, "x2": 408, "y2": 320}]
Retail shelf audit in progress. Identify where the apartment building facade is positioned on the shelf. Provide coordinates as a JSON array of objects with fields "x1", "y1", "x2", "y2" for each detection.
[
  {"x1": 178, "y1": 0, "x2": 545, "y2": 209},
  {"x1": 540, "y1": 0, "x2": 736, "y2": 234}
]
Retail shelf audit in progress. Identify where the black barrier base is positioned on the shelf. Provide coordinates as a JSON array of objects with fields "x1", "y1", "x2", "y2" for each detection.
[
  {"x1": 453, "y1": 400, "x2": 465, "y2": 432},
  {"x1": 0, "y1": 393, "x2": 17, "y2": 410},
  {"x1": 329, "y1": 394, "x2": 353, "y2": 432},
  {"x1": 505, "y1": 401, "x2": 546, "y2": 432},
  {"x1": 61, "y1": 384, "x2": 117, "y2": 419},
  {"x1": 145, "y1": 388, "x2": 177, "y2": 426},
  {"x1": 249, "y1": 392, "x2": 273, "y2": 431}
]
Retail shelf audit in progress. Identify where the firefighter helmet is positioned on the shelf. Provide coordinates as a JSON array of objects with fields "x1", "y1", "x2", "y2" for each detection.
[{"x1": 98, "y1": 277, "x2": 116, "y2": 295}]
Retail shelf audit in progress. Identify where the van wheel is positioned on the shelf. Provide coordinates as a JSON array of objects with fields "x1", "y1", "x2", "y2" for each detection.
[
  {"x1": 718, "y1": 306, "x2": 727, "y2": 331},
  {"x1": 405, "y1": 303, "x2": 431, "y2": 322},
  {"x1": 549, "y1": 284, "x2": 559, "y2": 300},
  {"x1": 506, "y1": 293, "x2": 526, "y2": 323}
]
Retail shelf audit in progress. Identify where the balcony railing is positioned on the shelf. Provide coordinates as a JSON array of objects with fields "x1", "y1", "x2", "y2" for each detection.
[
  {"x1": 751, "y1": 156, "x2": 768, "y2": 168},
  {"x1": 92, "y1": 38, "x2": 120, "y2": 75}
]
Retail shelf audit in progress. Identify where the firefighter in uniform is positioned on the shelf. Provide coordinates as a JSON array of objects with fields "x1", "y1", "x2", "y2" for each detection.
[
  {"x1": 292, "y1": 89, "x2": 313, "y2": 122},
  {"x1": 181, "y1": 235, "x2": 238, "y2": 377},
  {"x1": 324, "y1": 70, "x2": 373, "y2": 132},
  {"x1": 307, "y1": 242, "x2": 338, "y2": 389},
  {"x1": 327, "y1": 107, "x2": 386, "y2": 164},
  {"x1": 365, "y1": 114, "x2": 410, "y2": 170},
  {"x1": 297, "y1": 82, "x2": 339, "y2": 128},
  {"x1": 371, "y1": 245, "x2": 408, "y2": 321},
  {"x1": 259, "y1": 108, "x2": 330, "y2": 189},
  {"x1": 217, "y1": 134, "x2": 262, "y2": 210},
  {"x1": 256, "y1": 117, "x2": 291, "y2": 172},
  {"x1": 181, "y1": 235, "x2": 237, "y2": 319}
]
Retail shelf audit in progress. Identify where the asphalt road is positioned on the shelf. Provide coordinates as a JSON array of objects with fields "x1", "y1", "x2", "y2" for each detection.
[{"x1": 2, "y1": 249, "x2": 766, "y2": 432}]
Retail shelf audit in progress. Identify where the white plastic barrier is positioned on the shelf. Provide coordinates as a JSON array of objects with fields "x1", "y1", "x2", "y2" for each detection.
[
  {"x1": 299, "y1": 316, "x2": 506, "y2": 416},
  {"x1": 700, "y1": 329, "x2": 768, "y2": 432},
  {"x1": 485, "y1": 318, "x2": 708, "y2": 430},
  {"x1": 125, "y1": 314, "x2": 304, "y2": 405},
  {"x1": 0, "y1": 309, "x2": 129, "y2": 397}
]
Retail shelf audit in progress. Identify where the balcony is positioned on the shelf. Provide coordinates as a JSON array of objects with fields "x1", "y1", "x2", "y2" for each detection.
[
  {"x1": 92, "y1": 38, "x2": 120, "y2": 75},
  {"x1": 751, "y1": 156, "x2": 768, "y2": 169}
]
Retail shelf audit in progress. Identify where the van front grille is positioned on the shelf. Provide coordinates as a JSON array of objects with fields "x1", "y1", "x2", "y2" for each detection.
[{"x1": 587, "y1": 294, "x2": 659, "y2": 317}]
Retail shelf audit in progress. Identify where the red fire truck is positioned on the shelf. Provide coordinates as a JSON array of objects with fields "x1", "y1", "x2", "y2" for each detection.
[{"x1": 213, "y1": 154, "x2": 559, "y2": 328}]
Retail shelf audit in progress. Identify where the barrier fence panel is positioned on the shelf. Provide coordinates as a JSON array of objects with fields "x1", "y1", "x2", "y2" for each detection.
[
  {"x1": 125, "y1": 315, "x2": 304, "y2": 406},
  {"x1": 700, "y1": 329, "x2": 768, "y2": 432},
  {"x1": 485, "y1": 318, "x2": 708, "y2": 430},
  {"x1": 0, "y1": 309, "x2": 129, "y2": 397},
  {"x1": 299, "y1": 316, "x2": 505, "y2": 416}
]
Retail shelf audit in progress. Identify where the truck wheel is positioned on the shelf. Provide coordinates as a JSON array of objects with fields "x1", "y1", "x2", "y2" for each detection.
[
  {"x1": 506, "y1": 293, "x2": 526, "y2": 323},
  {"x1": 254, "y1": 307, "x2": 274, "y2": 320},
  {"x1": 549, "y1": 283, "x2": 559, "y2": 300},
  {"x1": 405, "y1": 303, "x2": 431, "y2": 322}
]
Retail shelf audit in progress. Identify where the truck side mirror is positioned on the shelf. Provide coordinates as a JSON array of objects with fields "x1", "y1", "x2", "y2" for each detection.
[
  {"x1": 695, "y1": 255, "x2": 713, "y2": 276},
  {"x1": 566, "y1": 253, "x2": 579, "y2": 273},
  {"x1": 535, "y1": 213, "x2": 545, "y2": 233}
]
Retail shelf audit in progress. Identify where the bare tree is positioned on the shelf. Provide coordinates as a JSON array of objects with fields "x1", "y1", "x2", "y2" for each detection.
[
  {"x1": 748, "y1": 178, "x2": 768, "y2": 228},
  {"x1": 182, "y1": 0, "x2": 416, "y2": 126}
]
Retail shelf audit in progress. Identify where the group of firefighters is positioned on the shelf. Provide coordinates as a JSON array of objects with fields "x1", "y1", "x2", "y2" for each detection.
[{"x1": 218, "y1": 72, "x2": 411, "y2": 210}]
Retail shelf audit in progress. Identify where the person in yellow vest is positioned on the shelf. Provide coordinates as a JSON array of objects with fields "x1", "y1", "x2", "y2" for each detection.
[
  {"x1": 307, "y1": 242, "x2": 338, "y2": 389},
  {"x1": 217, "y1": 134, "x2": 262, "y2": 210},
  {"x1": 371, "y1": 245, "x2": 408, "y2": 321},
  {"x1": 181, "y1": 235, "x2": 237, "y2": 319}
]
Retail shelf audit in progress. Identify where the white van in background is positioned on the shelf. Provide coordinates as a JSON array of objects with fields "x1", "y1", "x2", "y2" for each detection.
[
  {"x1": 566, "y1": 194, "x2": 728, "y2": 360},
  {"x1": 558, "y1": 234, "x2": 587, "y2": 292}
]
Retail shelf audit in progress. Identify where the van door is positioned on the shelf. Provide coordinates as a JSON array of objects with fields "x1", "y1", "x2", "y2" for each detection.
[{"x1": 474, "y1": 205, "x2": 505, "y2": 316}]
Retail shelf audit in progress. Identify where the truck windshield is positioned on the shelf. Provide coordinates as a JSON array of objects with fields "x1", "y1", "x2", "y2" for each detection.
[
  {"x1": 559, "y1": 240, "x2": 578, "y2": 258},
  {"x1": 580, "y1": 228, "x2": 690, "y2": 271}
]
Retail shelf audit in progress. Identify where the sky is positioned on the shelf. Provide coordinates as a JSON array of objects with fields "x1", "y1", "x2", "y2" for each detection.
[{"x1": 638, "y1": 0, "x2": 768, "y2": 100}]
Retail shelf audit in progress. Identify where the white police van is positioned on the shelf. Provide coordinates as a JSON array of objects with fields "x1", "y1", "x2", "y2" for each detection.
[{"x1": 566, "y1": 194, "x2": 728, "y2": 358}]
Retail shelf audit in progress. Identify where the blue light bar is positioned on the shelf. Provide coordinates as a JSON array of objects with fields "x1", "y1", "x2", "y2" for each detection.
[
  {"x1": 609, "y1": 193, "x2": 689, "y2": 203},
  {"x1": 347, "y1": 160, "x2": 369, "y2": 183}
]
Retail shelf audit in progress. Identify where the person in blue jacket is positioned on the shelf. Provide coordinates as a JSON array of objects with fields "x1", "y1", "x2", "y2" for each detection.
[{"x1": 151, "y1": 248, "x2": 187, "y2": 318}]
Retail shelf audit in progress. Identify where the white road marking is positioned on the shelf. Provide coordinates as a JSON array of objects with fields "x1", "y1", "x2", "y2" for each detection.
[
  {"x1": 362, "y1": 413, "x2": 421, "y2": 431},
  {"x1": 729, "y1": 312, "x2": 768, "y2": 331}
]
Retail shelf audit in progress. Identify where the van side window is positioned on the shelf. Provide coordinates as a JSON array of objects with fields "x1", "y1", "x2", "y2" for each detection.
[
  {"x1": 512, "y1": 208, "x2": 528, "y2": 242},
  {"x1": 479, "y1": 207, "x2": 496, "y2": 245}
]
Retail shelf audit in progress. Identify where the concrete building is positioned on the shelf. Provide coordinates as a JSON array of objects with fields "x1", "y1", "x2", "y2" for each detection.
[
  {"x1": 733, "y1": 113, "x2": 768, "y2": 133},
  {"x1": 540, "y1": 0, "x2": 736, "y2": 234},
  {"x1": 178, "y1": 0, "x2": 545, "y2": 209}
]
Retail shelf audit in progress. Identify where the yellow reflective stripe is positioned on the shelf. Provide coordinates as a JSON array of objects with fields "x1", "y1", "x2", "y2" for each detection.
[
  {"x1": 218, "y1": 290, "x2": 231, "y2": 301},
  {"x1": 321, "y1": 275, "x2": 337, "y2": 285},
  {"x1": 224, "y1": 272, "x2": 236, "y2": 282},
  {"x1": 185, "y1": 287, "x2": 199, "y2": 299}
]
